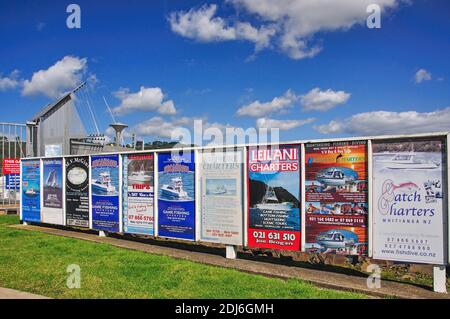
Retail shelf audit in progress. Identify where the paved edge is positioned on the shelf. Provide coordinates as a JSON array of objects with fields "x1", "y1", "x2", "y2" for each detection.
[
  {"x1": 0, "y1": 287, "x2": 50, "y2": 299},
  {"x1": 9, "y1": 224, "x2": 450, "y2": 299}
]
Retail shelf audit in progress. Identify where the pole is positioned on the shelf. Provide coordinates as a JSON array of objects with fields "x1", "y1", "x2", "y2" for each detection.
[{"x1": 433, "y1": 265, "x2": 447, "y2": 293}]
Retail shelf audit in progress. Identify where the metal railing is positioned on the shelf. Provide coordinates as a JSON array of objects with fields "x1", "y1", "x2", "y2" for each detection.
[{"x1": 0, "y1": 122, "x2": 26, "y2": 206}]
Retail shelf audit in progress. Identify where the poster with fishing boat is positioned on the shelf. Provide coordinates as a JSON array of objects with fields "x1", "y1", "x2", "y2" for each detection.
[
  {"x1": 157, "y1": 151, "x2": 195, "y2": 240},
  {"x1": 247, "y1": 145, "x2": 301, "y2": 250},
  {"x1": 65, "y1": 156, "x2": 90, "y2": 228},
  {"x1": 21, "y1": 160, "x2": 41, "y2": 222},
  {"x1": 372, "y1": 137, "x2": 446, "y2": 264},
  {"x1": 91, "y1": 155, "x2": 120, "y2": 232},
  {"x1": 199, "y1": 149, "x2": 243, "y2": 245},
  {"x1": 304, "y1": 141, "x2": 368, "y2": 256},
  {"x1": 123, "y1": 153, "x2": 154, "y2": 235},
  {"x1": 42, "y1": 158, "x2": 64, "y2": 225}
]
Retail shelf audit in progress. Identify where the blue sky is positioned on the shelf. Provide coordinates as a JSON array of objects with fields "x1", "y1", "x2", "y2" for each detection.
[{"x1": 1, "y1": 0, "x2": 450, "y2": 144}]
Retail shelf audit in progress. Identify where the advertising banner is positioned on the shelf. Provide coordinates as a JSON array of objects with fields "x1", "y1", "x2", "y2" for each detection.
[
  {"x1": 21, "y1": 160, "x2": 41, "y2": 222},
  {"x1": 6, "y1": 174, "x2": 20, "y2": 190},
  {"x1": 304, "y1": 141, "x2": 368, "y2": 255},
  {"x1": 158, "y1": 151, "x2": 195, "y2": 240},
  {"x1": 373, "y1": 138, "x2": 446, "y2": 264},
  {"x1": 66, "y1": 156, "x2": 90, "y2": 228},
  {"x1": 247, "y1": 145, "x2": 301, "y2": 250},
  {"x1": 123, "y1": 154, "x2": 154, "y2": 235},
  {"x1": 2, "y1": 158, "x2": 20, "y2": 175},
  {"x1": 91, "y1": 155, "x2": 120, "y2": 232},
  {"x1": 42, "y1": 158, "x2": 64, "y2": 225},
  {"x1": 199, "y1": 149, "x2": 243, "y2": 245}
]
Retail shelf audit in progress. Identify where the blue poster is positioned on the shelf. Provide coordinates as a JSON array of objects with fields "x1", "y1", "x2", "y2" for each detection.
[
  {"x1": 6, "y1": 174, "x2": 20, "y2": 190},
  {"x1": 91, "y1": 155, "x2": 120, "y2": 232},
  {"x1": 21, "y1": 160, "x2": 41, "y2": 222},
  {"x1": 158, "y1": 151, "x2": 195, "y2": 240}
]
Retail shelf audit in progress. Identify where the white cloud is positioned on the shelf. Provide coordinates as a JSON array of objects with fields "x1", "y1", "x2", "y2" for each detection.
[
  {"x1": 314, "y1": 108, "x2": 450, "y2": 135},
  {"x1": 0, "y1": 70, "x2": 21, "y2": 91},
  {"x1": 170, "y1": 1, "x2": 401, "y2": 59},
  {"x1": 22, "y1": 56, "x2": 88, "y2": 98},
  {"x1": 256, "y1": 117, "x2": 314, "y2": 130},
  {"x1": 236, "y1": 90, "x2": 297, "y2": 117},
  {"x1": 112, "y1": 86, "x2": 177, "y2": 115},
  {"x1": 169, "y1": 4, "x2": 276, "y2": 51},
  {"x1": 132, "y1": 116, "x2": 200, "y2": 139},
  {"x1": 415, "y1": 68, "x2": 432, "y2": 83},
  {"x1": 301, "y1": 88, "x2": 351, "y2": 111}
]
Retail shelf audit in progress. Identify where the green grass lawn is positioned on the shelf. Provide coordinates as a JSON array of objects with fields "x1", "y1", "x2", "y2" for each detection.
[{"x1": 0, "y1": 215, "x2": 366, "y2": 299}]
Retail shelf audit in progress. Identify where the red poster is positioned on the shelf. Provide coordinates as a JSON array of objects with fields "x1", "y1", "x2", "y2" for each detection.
[
  {"x1": 305, "y1": 141, "x2": 368, "y2": 255},
  {"x1": 247, "y1": 145, "x2": 301, "y2": 250},
  {"x1": 2, "y1": 158, "x2": 20, "y2": 175}
]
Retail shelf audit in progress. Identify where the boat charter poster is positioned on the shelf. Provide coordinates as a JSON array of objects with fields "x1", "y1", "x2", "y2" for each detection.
[
  {"x1": 66, "y1": 156, "x2": 90, "y2": 228},
  {"x1": 304, "y1": 141, "x2": 368, "y2": 256},
  {"x1": 42, "y1": 158, "x2": 64, "y2": 225},
  {"x1": 158, "y1": 151, "x2": 195, "y2": 240},
  {"x1": 21, "y1": 160, "x2": 41, "y2": 222},
  {"x1": 373, "y1": 138, "x2": 446, "y2": 264},
  {"x1": 123, "y1": 154, "x2": 154, "y2": 235},
  {"x1": 199, "y1": 149, "x2": 243, "y2": 246},
  {"x1": 247, "y1": 145, "x2": 301, "y2": 251},
  {"x1": 91, "y1": 155, "x2": 120, "y2": 232}
]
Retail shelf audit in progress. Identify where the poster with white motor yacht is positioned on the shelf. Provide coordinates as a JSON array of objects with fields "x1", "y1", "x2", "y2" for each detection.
[
  {"x1": 247, "y1": 145, "x2": 301, "y2": 251},
  {"x1": 199, "y1": 149, "x2": 243, "y2": 245},
  {"x1": 21, "y1": 160, "x2": 41, "y2": 222},
  {"x1": 373, "y1": 138, "x2": 446, "y2": 264},
  {"x1": 66, "y1": 156, "x2": 90, "y2": 228},
  {"x1": 91, "y1": 155, "x2": 120, "y2": 232},
  {"x1": 123, "y1": 153, "x2": 154, "y2": 235},
  {"x1": 305, "y1": 141, "x2": 368, "y2": 256},
  {"x1": 158, "y1": 151, "x2": 195, "y2": 240},
  {"x1": 42, "y1": 158, "x2": 64, "y2": 225}
]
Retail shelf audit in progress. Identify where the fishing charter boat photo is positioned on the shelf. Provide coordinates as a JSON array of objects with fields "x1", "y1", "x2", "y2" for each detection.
[
  {"x1": 316, "y1": 230, "x2": 355, "y2": 250},
  {"x1": 255, "y1": 185, "x2": 292, "y2": 211},
  {"x1": 378, "y1": 153, "x2": 440, "y2": 170},
  {"x1": 316, "y1": 168, "x2": 355, "y2": 187},
  {"x1": 24, "y1": 187, "x2": 38, "y2": 197},
  {"x1": 92, "y1": 171, "x2": 116, "y2": 195},
  {"x1": 210, "y1": 184, "x2": 227, "y2": 195},
  {"x1": 128, "y1": 163, "x2": 152, "y2": 184},
  {"x1": 161, "y1": 176, "x2": 189, "y2": 200}
]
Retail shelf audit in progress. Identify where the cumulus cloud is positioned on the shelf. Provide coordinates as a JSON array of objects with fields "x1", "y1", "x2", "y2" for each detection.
[
  {"x1": 112, "y1": 86, "x2": 177, "y2": 115},
  {"x1": 256, "y1": 117, "x2": 314, "y2": 130},
  {"x1": 236, "y1": 90, "x2": 297, "y2": 117},
  {"x1": 169, "y1": 4, "x2": 276, "y2": 51},
  {"x1": 22, "y1": 56, "x2": 88, "y2": 98},
  {"x1": 415, "y1": 68, "x2": 432, "y2": 83},
  {"x1": 169, "y1": 1, "x2": 401, "y2": 59},
  {"x1": 132, "y1": 116, "x2": 236, "y2": 141},
  {"x1": 0, "y1": 70, "x2": 21, "y2": 91},
  {"x1": 314, "y1": 108, "x2": 450, "y2": 135},
  {"x1": 301, "y1": 88, "x2": 351, "y2": 111}
]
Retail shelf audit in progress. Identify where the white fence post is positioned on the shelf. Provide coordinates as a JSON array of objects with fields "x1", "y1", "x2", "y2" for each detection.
[
  {"x1": 433, "y1": 265, "x2": 447, "y2": 293},
  {"x1": 226, "y1": 245, "x2": 237, "y2": 259}
]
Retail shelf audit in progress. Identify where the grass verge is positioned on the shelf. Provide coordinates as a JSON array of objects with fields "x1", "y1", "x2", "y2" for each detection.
[{"x1": 0, "y1": 215, "x2": 366, "y2": 299}]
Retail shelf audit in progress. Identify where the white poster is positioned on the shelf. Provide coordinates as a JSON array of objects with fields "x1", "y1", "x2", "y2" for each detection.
[
  {"x1": 199, "y1": 149, "x2": 244, "y2": 246},
  {"x1": 372, "y1": 138, "x2": 446, "y2": 264}
]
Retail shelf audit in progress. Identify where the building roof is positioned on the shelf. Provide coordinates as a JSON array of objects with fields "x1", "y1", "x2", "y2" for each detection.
[{"x1": 30, "y1": 93, "x2": 72, "y2": 122}]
